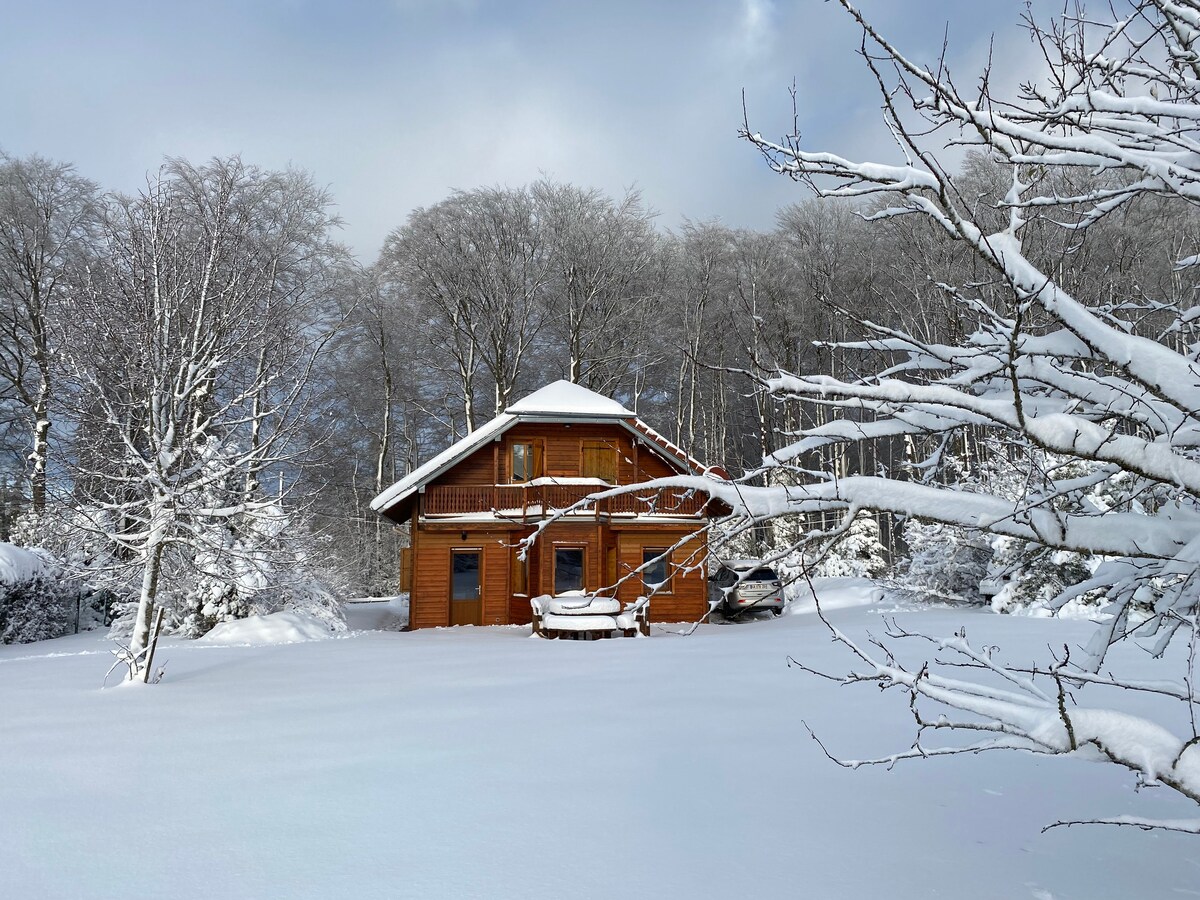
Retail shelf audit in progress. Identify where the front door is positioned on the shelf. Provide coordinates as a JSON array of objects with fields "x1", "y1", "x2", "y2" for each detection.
[{"x1": 450, "y1": 551, "x2": 482, "y2": 626}]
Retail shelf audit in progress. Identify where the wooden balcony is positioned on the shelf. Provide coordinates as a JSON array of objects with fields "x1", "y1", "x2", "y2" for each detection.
[{"x1": 421, "y1": 483, "x2": 710, "y2": 519}]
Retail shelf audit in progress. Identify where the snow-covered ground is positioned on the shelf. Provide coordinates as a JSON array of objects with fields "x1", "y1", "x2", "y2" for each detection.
[{"x1": 1, "y1": 579, "x2": 1196, "y2": 899}]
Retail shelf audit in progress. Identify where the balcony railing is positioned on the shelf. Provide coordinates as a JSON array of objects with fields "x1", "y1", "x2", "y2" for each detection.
[{"x1": 422, "y1": 483, "x2": 709, "y2": 519}]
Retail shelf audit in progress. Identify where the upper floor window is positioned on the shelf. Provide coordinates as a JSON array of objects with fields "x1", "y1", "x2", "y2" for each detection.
[
  {"x1": 511, "y1": 441, "x2": 541, "y2": 482},
  {"x1": 581, "y1": 439, "x2": 618, "y2": 482}
]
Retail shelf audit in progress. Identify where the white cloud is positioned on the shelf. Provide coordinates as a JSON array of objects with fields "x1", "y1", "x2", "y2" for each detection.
[
  {"x1": 734, "y1": 0, "x2": 776, "y2": 61},
  {"x1": 0, "y1": 0, "x2": 1060, "y2": 259}
]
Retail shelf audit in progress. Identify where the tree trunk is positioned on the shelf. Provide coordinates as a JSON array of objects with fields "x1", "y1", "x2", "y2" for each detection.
[{"x1": 129, "y1": 539, "x2": 165, "y2": 669}]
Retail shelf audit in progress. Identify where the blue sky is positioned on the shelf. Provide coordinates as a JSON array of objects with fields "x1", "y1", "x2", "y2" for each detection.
[{"x1": 0, "y1": 0, "x2": 1043, "y2": 257}]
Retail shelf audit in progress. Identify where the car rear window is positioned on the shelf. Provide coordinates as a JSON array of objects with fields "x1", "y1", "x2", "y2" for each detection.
[{"x1": 744, "y1": 568, "x2": 778, "y2": 581}]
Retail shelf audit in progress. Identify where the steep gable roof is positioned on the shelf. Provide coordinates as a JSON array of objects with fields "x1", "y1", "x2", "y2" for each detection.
[{"x1": 370, "y1": 380, "x2": 714, "y2": 520}]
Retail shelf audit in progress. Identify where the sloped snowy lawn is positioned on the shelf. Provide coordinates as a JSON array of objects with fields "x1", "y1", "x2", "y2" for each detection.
[{"x1": 1, "y1": 582, "x2": 1196, "y2": 900}]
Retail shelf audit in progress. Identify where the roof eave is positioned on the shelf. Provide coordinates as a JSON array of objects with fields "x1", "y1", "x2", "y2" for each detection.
[{"x1": 371, "y1": 412, "x2": 717, "y2": 518}]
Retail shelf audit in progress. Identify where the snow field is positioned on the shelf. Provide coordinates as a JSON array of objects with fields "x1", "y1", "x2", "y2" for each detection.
[{"x1": 1, "y1": 581, "x2": 1196, "y2": 899}]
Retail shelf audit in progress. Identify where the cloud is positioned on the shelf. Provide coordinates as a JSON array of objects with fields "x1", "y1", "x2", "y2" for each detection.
[
  {"x1": 0, "y1": 0, "x2": 1061, "y2": 259},
  {"x1": 734, "y1": 0, "x2": 776, "y2": 61}
]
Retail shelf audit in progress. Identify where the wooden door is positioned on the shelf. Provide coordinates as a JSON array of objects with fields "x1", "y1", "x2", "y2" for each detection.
[{"x1": 450, "y1": 551, "x2": 482, "y2": 626}]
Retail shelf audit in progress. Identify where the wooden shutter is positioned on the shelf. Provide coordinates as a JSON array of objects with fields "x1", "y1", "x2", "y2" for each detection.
[
  {"x1": 532, "y1": 440, "x2": 544, "y2": 479},
  {"x1": 511, "y1": 547, "x2": 528, "y2": 595},
  {"x1": 582, "y1": 440, "x2": 617, "y2": 482}
]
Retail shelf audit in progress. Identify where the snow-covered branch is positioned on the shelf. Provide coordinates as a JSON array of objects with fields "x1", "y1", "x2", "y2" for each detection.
[{"x1": 727, "y1": 0, "x2": 1200, "y2": 827}]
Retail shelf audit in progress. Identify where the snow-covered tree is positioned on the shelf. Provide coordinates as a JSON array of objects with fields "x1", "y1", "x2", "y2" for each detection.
[
  {"x1": 889, "y1": 519, "x2": 992, "y2": 605},
  {"x1": 66, "y1": 157, "x2": 347, "y2": 676},
  {"x1": 176, "y1": 495, "x2": 347, "y2": 637},
  {"x1": 814, "y1": 511, "x2": 887, "y2": 579},
  {"x1": 0, "y1": 154, "x2": 98, "y2": 513},
  {"x1": 641, "y1": 0, "x2": 1200, "y2": 828}
]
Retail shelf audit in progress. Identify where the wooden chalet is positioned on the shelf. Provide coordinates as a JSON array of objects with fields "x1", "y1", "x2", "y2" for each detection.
[{"x1": 371, "y1": 381, "x2": 726, "y2": 629}]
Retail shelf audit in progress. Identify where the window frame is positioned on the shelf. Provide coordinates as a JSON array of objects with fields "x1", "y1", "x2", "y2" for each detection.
[
  {"x1": 641, "y1": 546, "x2": 673, "y2": 595},
  {"x1": 510, "y1": 440, "x2": 543, "y2": 483},
  {"x1": 553, "y1": 545, "x2": 587, "y2": 595}
]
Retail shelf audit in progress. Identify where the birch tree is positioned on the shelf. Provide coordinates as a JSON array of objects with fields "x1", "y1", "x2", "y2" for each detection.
[{"x1": 69, "y1": 157, "x2": 344, "y2": 673}]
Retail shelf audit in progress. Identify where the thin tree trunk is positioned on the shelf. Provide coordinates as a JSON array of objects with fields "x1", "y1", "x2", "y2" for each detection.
[{"x1": 129, "y1": 538, "x2": 165, "y2": 666}]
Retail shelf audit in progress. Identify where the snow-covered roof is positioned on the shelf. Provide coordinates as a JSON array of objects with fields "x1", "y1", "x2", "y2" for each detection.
[
  {"x1": 369, "y1": 412, "x2": 517, "y2": 513},
  {"x1": 632, "y1": 418, "x2": 713, "y2": 478},
  {"x1": 505, "y1": 380, "x2": 632, "y2": 417},
  {"x1": 370, "y1": 380, "x2": 707, "y2": 518}
]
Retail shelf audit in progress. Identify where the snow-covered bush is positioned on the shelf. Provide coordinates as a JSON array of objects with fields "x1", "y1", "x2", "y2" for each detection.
[
  {"x1": 890, "y1": 519, "x2": 992, "y2": 605},
  {"x1": 12, "y1": 495, "x2": 345, "y2": 641},
  {"x1": 889, "y1": 452, "x2": 1110, "y2": 610},
  {"x1": 814, "y1": 511, "x2": 887, "y2": 579},
  {"x1": 986, "y1": 537, "x2": 1098, "y2": 616},
  {"x1": 0, "y1": 542, "x2": 85, "y2": 644},
  {"x1": 13, "y1": 508, "x2": 132, "y2": 630},
  {"x1": 173, "y1": 499, "x2": 346, "y2": 638}
]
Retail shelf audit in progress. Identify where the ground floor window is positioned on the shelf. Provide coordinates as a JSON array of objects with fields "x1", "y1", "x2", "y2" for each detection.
[
  {"x1": 642, "y1": 547, "x2": 672, "y2": 593},
  {"x1": 554, "y1": 547, "x2": 585, "y2": 594}
]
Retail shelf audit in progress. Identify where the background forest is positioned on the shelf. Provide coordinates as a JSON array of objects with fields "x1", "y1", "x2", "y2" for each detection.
[{"x1": 0, "y1": 142, "x2": 1196, "y2": 641}]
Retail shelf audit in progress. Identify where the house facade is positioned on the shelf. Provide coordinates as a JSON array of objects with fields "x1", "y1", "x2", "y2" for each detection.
[{"x1": 371, "y1": 381, "x2": 725, "y2": 629}]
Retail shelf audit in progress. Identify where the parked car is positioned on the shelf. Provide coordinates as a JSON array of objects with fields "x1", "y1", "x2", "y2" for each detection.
[{"x1": 708, "y1": 560, "x2": 785, "y2": 617}]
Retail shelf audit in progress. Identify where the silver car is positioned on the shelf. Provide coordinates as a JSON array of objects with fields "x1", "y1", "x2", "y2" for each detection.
[{"x1": 709, "y1": 560, "x2": 785, "y2": 617}]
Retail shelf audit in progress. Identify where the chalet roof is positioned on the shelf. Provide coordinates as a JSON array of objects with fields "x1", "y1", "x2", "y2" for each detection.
[
  {"x1": 370, "y1": 380, "x2": 710, "y2": 519},
  {"x1": 506, "y1": 380, "x2": 632, "y2": 417}
]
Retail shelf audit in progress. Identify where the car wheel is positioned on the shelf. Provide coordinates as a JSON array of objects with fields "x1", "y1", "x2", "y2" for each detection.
[{"x1": 771, "y1": 607, "x2": 784, "y2": 617}]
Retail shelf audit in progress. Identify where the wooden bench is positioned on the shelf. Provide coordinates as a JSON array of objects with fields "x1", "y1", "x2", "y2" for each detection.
[
  {"x1": 615, "y1": 596, "x2": 651, "y2": 638},
  {"x1": 531, "y1": 594, "x2": 650, "y2": 639}
]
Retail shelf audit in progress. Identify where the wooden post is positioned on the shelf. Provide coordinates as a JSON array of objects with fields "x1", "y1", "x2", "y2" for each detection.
[
  {"x1": 142, "y1": 605, "x2": 166, "y2": 683},
  {"x1": 492, "y1": 439, "x2": 499, "y2": 512}
]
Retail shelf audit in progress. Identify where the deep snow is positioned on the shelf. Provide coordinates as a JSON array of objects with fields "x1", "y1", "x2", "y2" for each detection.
[{"x1": 1, "y1": 579, "x2": 1197, "y2": 899}]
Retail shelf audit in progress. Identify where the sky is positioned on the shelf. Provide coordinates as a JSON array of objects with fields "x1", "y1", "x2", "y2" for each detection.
[{"x1": 0, "y1": 0, "x2": 1047, "y2": 259}]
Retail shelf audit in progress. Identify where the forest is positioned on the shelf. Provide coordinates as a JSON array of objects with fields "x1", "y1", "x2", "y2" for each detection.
[
  {"x1": 0, "y1": 131, "x2": 1197, "y2": 646},
  {"x1": 0, "y1": 0, "x2": 1196, "y2": 670}
]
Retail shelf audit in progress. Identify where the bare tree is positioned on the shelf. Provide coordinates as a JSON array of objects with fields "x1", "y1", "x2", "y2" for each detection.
[
  {"x1": 380, "y1": 187, "x2": 550, "y2": 432},
  {"x1": 533, "y1": 180, "x2": 661, "y2": 392},
  {"x1": 67, "y1": 157, "x2": 344, "y2": 675},
  {"x1": 662, "y1": 0, "x2": 1200, "y2": 827},
  {"x1": 0, "y1": 154, "x2": 98, "y2": 512}
]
